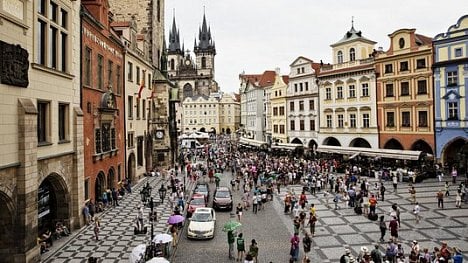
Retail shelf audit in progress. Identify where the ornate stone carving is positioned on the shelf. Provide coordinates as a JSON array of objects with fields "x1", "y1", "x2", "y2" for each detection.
[{"x1": 0, "y1": 40, "x2": 29, "y2": 87}]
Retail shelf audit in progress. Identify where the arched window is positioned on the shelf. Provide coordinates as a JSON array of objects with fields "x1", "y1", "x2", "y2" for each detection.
[
  {"x1": 201, "y1": 57, "x2": 207, "y2": 69},
  {"x1": 170, "y1": 59, "x2": 175, "y2": 70},
  {"x1": 350, "y1": 48, "x2": 356, "y2": 61},
  {"x1": 337, "y1": 51, "x2": 343, "y2": 64}
]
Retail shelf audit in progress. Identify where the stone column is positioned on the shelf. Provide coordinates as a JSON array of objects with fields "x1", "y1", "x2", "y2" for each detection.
[
  {"x1": 15, "y1": 98, "x2": 40, "y2": 262},
  {"x1": 71, "y1": 106, "x2": 85, "y2": 229}
]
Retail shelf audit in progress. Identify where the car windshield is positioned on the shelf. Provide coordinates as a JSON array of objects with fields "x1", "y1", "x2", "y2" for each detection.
[
  {"x1": 215, "y1": 191, "x2": 230, "y2": 198},
  {"x1": 192, "y1": 213, "x2": 212, "y2": 222},
  {"x1": 191, "y1": 198, "x2": 205, "y2": 205}
]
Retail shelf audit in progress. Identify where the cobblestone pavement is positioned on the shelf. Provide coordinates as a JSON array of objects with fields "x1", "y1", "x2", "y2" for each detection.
[{"x1": 42, "y1": 173, "x2": 197, "y2": 263}]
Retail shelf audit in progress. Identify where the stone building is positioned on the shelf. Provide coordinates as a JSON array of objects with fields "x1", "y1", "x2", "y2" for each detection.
[
  {"x1": 270, "y1": 69, "x2": 290, "y2": 144},
  {"x1": 81, "y1": 0, "x2": 125, "y2": 202},
  {"x1": 0, "y1": 0, "x2": 83, "y2": 260},
  {"x1": 375, "y1": 29, "x2": 434, "y2": 155}
]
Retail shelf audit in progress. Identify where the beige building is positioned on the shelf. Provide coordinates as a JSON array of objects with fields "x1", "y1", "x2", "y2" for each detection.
[
  {"x1": 181, "y1": 92, "x2": 240, "y2": 135},
  {"x1": 0, "y1": 0, "x2": 83, "y2": 261},
  {"x1": 270, "y1": 69, "x2": 290, "y2": 143}
]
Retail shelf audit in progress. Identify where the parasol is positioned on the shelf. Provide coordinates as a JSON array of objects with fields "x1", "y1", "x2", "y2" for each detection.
[
  {"x1": 222, "y1": 220, "x2": 242, "y2": 232},
  {"x1": 152, "y1": 233, "x2": 173, "y2": 244},
  {"x1": 167, "y1": 214, "x2": 185, "y2": 225}
]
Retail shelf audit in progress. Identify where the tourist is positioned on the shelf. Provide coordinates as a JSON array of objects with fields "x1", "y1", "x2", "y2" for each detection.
[
  {"x1": 289, "y1": 233, "x2": 300, "y2": 262},
  {"x1": 227, "y1": 230, "x2": 235, "y2": 260},
  {"x1": 93, "y1": 217, "x2": 100, "y2": 241},
  {"x1": 437, "y1": 189, "x2": 445, "y2": 209},
  {"x1": 379, "y1": 215, "x2": 387, "y2": 242},
  {"x1": 248, "y1": 239, "x2": 259, "y2": 263},
  {"x1": 236, "y1": 233, "x2": 245, "y2": 261},
  {"x1": 413, "y1": 202, "x2": 421, "y2": 223}
]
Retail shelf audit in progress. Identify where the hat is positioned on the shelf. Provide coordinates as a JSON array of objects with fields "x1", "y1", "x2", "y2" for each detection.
[
  {"x1": 412, "y1": 240, "x2": 418, "y2": 244},
  {"x1": 360, "y1": 246, "x2": 369, "y2": 253}
]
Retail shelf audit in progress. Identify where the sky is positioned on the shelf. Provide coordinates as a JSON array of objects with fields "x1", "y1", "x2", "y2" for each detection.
[{"x1": 164, "y1": 0, "x2": 468, "y2": 93}]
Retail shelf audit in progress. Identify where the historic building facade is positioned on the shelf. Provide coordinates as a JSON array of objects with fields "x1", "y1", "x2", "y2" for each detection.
[
  {"x1": 287, "y1": 57, "x2": 321, "y2": 149},
  {"x1": 270, "y1": 70, "x2": 289, "y2": 143},
  {"x1": 81, "y1": 0, "x2": 125, "y2": 202},
  {"x1": 375, "y1": 29, "x2": 434, "y2": 154},
  {"x1": 111, "y1": 20, "x2": 155, "y2": 182},
  {"x1": 433, "y1": 15, "x2": 468, "y2": 167},
  {"x1": 318, "y1": 24, "x2": 379, "y2": 149},
  {"x1": 0, "y1": 0, "x2": 83, "y2": 260}
]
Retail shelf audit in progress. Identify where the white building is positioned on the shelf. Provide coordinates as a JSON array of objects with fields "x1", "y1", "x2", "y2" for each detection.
[
  {"x1": 318, "y1": 24, "x2": 379, "y2": 149},
  {"x1": 287, "y1": 57, "x2": 321, "y2": 149}
]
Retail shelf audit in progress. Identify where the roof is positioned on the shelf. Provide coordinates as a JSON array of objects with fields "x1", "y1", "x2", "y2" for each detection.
[
  {"x1": 233, "y1": 93, "x2": 240, "y2": 102},
  {"x1": 258, "y1": 70, "x2": 276, "y2": 87},
  {"x1": 282, "y1": 75, "x2": 289, "y2": 84},
  {"x1": 311, "y1": 62, "x2": 322, "y2": 73},
  {"x1": 240, "y1": 74, "x2": 262, "y2": 84},
  {"x1": 318, "y1": 63, "x2": 374, "y2": 77},
  {"x1": 331, "y1": 25, "x2": 377, "y2": 47},
  {"x1": 414, "y1": 34, "x2": 432, "y2": 46}
]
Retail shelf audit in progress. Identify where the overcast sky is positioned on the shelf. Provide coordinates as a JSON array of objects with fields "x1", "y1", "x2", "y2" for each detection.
[{"x1": 165, "y1": 1, "x2": 468, "y2": 93}]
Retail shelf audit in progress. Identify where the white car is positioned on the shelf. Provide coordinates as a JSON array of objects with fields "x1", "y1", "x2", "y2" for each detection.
[{"x1": 187, "y1": 207, "x2": 216, "y2": 239}]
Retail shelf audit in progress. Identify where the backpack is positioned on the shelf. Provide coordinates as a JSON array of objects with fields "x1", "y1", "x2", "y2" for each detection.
[{"x1": 340, "y1": 255, "x2": 347, "y2": 263}]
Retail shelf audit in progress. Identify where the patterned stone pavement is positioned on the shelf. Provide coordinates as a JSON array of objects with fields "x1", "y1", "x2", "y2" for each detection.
[
  {"x1": 42, "y1": 174, "x2": 196, "y2": 263},
  {"x1": 279, "y1": 176, "x2": 468, "y2": 262}
]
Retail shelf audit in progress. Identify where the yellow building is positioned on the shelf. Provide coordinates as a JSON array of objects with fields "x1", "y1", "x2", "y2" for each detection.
[{"x1": 270, "y1": 69, "x2": 290, "y2": 143}]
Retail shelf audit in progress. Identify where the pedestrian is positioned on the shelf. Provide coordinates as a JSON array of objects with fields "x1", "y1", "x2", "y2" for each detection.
[
  {"x1": 380, "y1": 183, "x2": 386, "y2": 201},
  {"x1": 409, "y1": 186, "x2": 416, "y2": 204},
  {"x1": 379, "y1": 215, "x2": 387, "y2": 242},
  {"x1": 236, "y1": 203, "x2": 243, "y2": 222},
  {"x1": 228, "y1": 230, "x2": 235, "y2": 260},
  {"x1": 413, "y1": 202, "x2": 421, "y2": 224},
  {"x1": 392, "y1": 175, "x2": 398, "y2": 193},
  {"x1": 456, "y1": 189, "x2": 462, "y2": 208},
  {"x1": 451, "y1": 167, "x2": 458, "y2": 184},
  {"x1": 340, "y1": 248, "x2": 353, "y2": 263},
  {"x1": 290, "y1": 233, "x2": 300, "y2": 262},
  {"x1": 307, "y1": 213, "x2": 317, "y2": 236},
  {"x1": 369, "y1": 194, "x2": 377, "y2": 215},
  {"x1": 82, "y1": 203, "x2": 90, "y2": 225},
  {"x1": 371, "y1": 244, "x2": 383, "y2": 263},
  {"x1": 112, "y1": 188, "x2": 119, "y2": 206},
  {"x1": 93, "y1": 217, "x2": 100, "y2": 241},
  {"x1": 88, "y1": 199, "x2": 96, "y2": 220},
  {"x1": 236, "y1": 233, "x2": 245, "y2": 261},
  {"x1": 437, "y1": 189, "x2": 444, "y2": 209},
  {"x1": 170, "y1": 224, "x2": 178, "y2": 247},
  {"x1": 248, "y1": 239, "x2": 259, "y2": 263},
  {"x1": 299, "y1": 191, "x2": 307, "y2": 210},
  {"x1": 389, "y1": 216, "x2": 399, "y2": 240},
  {"x1": 445, "y1": 181, "x2": 450, "y2": 196},
  {"x1": 252, "y1": 193, "x2": 258, "y2": 214},
  {"x1": 302, "y1": 231, "x2": 312, "y2": 254}
]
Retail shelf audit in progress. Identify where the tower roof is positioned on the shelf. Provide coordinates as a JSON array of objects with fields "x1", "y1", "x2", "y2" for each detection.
[
  {"x1": 331, "y1": 21, "x2": 376, "y2": 47},
  {"x1": 194, "y1": 12, "x2": 216, "y2": 54},
  {"x1": 168, "y1": 15, "x2": 183, "y2": 54}
]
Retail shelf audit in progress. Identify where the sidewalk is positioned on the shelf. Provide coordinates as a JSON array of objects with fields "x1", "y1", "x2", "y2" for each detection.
[{"x1": 42, "y1": 173, "x2": 194, "y2": 263}]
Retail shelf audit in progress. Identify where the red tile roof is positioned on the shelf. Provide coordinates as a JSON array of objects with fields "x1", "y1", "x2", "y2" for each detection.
[
  {"x1": 258, "y1": 70, "x2": 276, "y2": 87},
  {"x1": 282, "y1": 75, "x2": 289, "y2": 84},
  {"x1": 415, "y1": 34, "x2": 432, "y2": 46}
]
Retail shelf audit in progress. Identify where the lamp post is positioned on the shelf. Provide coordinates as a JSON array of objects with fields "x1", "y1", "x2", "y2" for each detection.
[
  {"x1": 158, "y1": 184, "x2": 167, "y2": 203},
  {"x1": 149, "y1": 197, "x2": 155, "y2": 241}
]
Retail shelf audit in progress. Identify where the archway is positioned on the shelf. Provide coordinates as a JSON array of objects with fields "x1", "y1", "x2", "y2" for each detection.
[
  {"x1": 226, "y1": 128, "x2": 231, "y2": 134},
  {"x1": 183, "y1": 83, "x2": 193, "y2": 98},
  {"x1": 38, "y1": 173, "x2": 70, "y2": 234},
  {"x1": 0, "y1": 192, "x2": 14, "y2": 261},
  {"x1": 349, "y1": 138, "x2": 371, "y2": 148},
  {"x1": 290, "y1": 138, "x2": 303, "y2": 145},
  {"x1": 383, "y1": 138, "x2": 404, "y2": 150},
  {"x1": 323, "y1": 137, "x2": 341, "y2": 146},
  {"x1": 127, "y1": 153, "x2": 136, "y2": 184},
  {"x1": 107, "y1": 168, "x2": 115, "y2": 190},
  {"x1": 199, "y1": 127, "x2": 206, "y2": 133},
  {"x1": 442, "y1": 137, "x2": 468, "y2": 168},
  {"x1": 95, "y1": 172, "x2": 105, "y2": 202},
  {"x1": 308, "y1": 140, "x2": 318, "y2": 150},
  {"x1": 411, "y1": 140, "x2": 433, "y2": 155}
]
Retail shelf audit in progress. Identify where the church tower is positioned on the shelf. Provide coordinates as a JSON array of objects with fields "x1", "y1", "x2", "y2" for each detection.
[
  {"x1": 194, "y1": 12, "x2": 216, "y2": 95},
  {"x1": 167, "y1": 16, "x2": 184, "y2": 78}
]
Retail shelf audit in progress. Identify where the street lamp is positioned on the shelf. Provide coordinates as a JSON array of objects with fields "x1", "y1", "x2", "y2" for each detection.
[
  {"x1": 159, "y1": 184, "x2": 167, "y2": 203},
  {"x1": 149, "y1": 197, "x2": 155, "y2": 240}
]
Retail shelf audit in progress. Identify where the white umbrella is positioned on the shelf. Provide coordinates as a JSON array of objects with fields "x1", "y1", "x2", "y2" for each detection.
[
  {"x1": 129, "y1": 244, "x2": 146, "y2": 263},
  {"x1": 146, "y1": 257, "x2": 170, "y2": 263},
  {"x1": 152, "y1": 233, "x2": 173, "y2": 244}
]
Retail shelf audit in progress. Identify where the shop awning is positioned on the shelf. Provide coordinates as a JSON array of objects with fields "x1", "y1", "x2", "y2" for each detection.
[
  {"x1": 316, "y1": 145, "x2": 423, "y2": 160},
  {"x1": 271, "y1": 143, "x2": 304, "y2": 151},
  {"x1": 238, "y1": 137, "x2": 268, "y2": 148}
]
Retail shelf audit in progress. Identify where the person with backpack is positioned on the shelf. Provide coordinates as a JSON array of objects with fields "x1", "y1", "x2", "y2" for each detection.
[
  {"x1": 302, "y1": 231, "x2": 312, "y2": 255},
  {"x1": 289, "y1": 233, "x2": 300, "y2": 262},
  {"x1": 340, "y1": 248, "x2": 353, "y2": 263},
  {"x1": 236, "y1": 233, "x2": 245, "y2": 261},
  {"x1": 385, "y1": 240, "x2": 398, "y2": 263},
  {"x1": 371, "y1": 244, "x2": 383, "y2": 263}
]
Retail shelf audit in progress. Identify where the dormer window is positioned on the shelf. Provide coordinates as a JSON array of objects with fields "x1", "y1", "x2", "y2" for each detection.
[
  {"x1": 399, "y1": 38, "x2": 405, "y2": 49},
  {"x1": 337, "y1": 51, "x2": 343, "y2": 64},
  {"x1": 349, "y1": 48, "x2": 356, "y2": 61}
]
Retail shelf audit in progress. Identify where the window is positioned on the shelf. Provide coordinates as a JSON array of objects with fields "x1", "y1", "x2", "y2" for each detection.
[
  {"x1": 400, "y1": 82, "x2": 410, "y2": 96},
  {"x1": 84, "y1": 47, "x2": 91, "y2": 86},
  {"x1": 310, "y1": 120, "x2": 315, "y2": 131},
  {"x1": 136, "y1": 99, "x2": 140, "y2": 119},
  {"x1": 137, "y1": 136, "x2": 144, "y2": 166},
  {"x1": 127, "y1": 132, "x2": 134, "y2": 148},
  {"x1": 95, "y1": 128, "x2": 101, "y2": 153},
  {"x1": 128, "y1": 62, "x2": 133, "y2": 81},
  {"x1": 362, "y1": 113, "x2": 370, "y2": 128},
  {"x1": 294, "y1": 83, "x2": 298, "y2": 92},
  {"x1": 84, "y1": 179, "x2": 89, "y2": 200},
  {"x1": 297, "y1": 68, "x2": 300, "y2": 74},
  {"x1": 279, "y1": 106, "x2": 285, "y2": 116},
  {"x1": 337, "y1": 114, "x2": 344, "y2": 128},
  {"x1": 299, "y1": 101, "x2": 304, "y2": 111},
  {"x1": 37, "y1": 101, "x2": 50, "y2": 143},
  {"x1": 136, "y1": 66, "x2": 140, "y2": 84},
  {"x1": 299, "y1": 83, "x2": 303, "y2": 92},
  {"x1": 290, "y1": 101, "x2": 295, "y2": 111},
  {"x1": 400, "y1": 61, "x2": 408, "y2": 71},
  {"x1": 350, "y1": 114, "x2": 356, "y2": 128},
  {"x1": 116, "y1": 65, "x2": 121, "y2": 94},
  {"x1": 97, "y1": 55, "x2": 103, "y2": 89},
  {"x1": 128, "y1": 96, "x2": 133, "y2": 119},
  {"x1": 300, "y1": 120, "x2": 305, "y2": 131},
  {"x1": 337, "y1": 51, "x2": 343, "y2": 63},
  {"x1": 349, "y1": 48, "x2": 356, "y2": 61},
  {"x1": 326, "y1": 115, "x2": 332, "y2": 128},
  {"x1": 58, "y1": 103, "x2": 69, "y2": 141},
  {"x1": 361, "y1": 83, "x2": 369, "y2": 97},
  {"x1": 385, "y1": 83, "x2": 394, "y2": 97},
  {"x1": 142, "y1": 100, "x2": 146, "y2": 119},
  {"x1": 418, "y1": 111, "x2": 428, "y2": 127},
  {"x1": 447, "y1": 71, "x2": 458, "y2": 86},
  {"x1": 385, "y1": 64, "x2": 393, "y2": 73},
  {"x1": 301, "y1": 67, "x2": 305, "y2": 73},
  {"x1": 448, "y1": 102, "x2": 458, "y2": 120},
  {"x1": 416, "y1": 59, "x2": 426, "y2": 69},
  {"x1": 148, "y1": 73, "x2": 151, "y2": 88},
  {"x1": 337, "y1": 86, "x2": 343, "y2": 99},
  {"x1": 309, "y1": 99, "x2": 314, "y2": 111},
  {"x1": 201, "y1": 57, "x2": 206, "y2": 68},
  {"x1": 349, "y1": 85, "x2": 356, "y2": 98},
  {"x1": 36, "y1": 0, "x2": 69, "y2": 71},
  {"x1": 108, "y1": 60, "x2": 113, "y2": 88},
  {"x1": 273, "y1": 107, "x2": 278, "y2": 116},
  {"x1": 455, "y1": 48, "x2": 462, "y2": 57},
  {"x1": 325, "y1": 88, "x2": 331, "y2": 100},
  {"x1": 402, "y1": 112, "x2": 410, "y2": 127},
  {"x1": 279, "y1": 125, "x2": 285, "y2": 134},
  {"x1": 101, "y1": 123, "x2": 111, "y2": 152},
  {"x1": 417, "y1": 80, "x2": 427, "y2": 94},
  {"x1": 386, "y1": 112, "x2": 395, "y2": 127},
  {"x1": 305, "y1": 82, "x2": 309, "y2": 91},
  {"x1": 290, "y1": 120, "x2": 295, "y2": 131}
]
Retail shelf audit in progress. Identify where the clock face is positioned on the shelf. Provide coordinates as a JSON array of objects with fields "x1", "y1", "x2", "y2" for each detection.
[
  {"x1": 185, "y1": 59, "x2": 191, "y2": 66},
  {"x1": 156, "y1": 131, "x2": 164, "y2": 139}
]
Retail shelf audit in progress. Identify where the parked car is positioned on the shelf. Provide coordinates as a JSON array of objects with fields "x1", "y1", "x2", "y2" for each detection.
[
  {"x1": 187, "y1": 207, "x2": 216, "y2": 239},
  {"x1": 213, "y1": 187, "x2": 233, "y2": 211},
  {"x1": 194, "y1": 183, "x2": 210, "y2": 202},
  {"x1": 187, "y1": 194, "x2": 206, "y2": 217}
]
